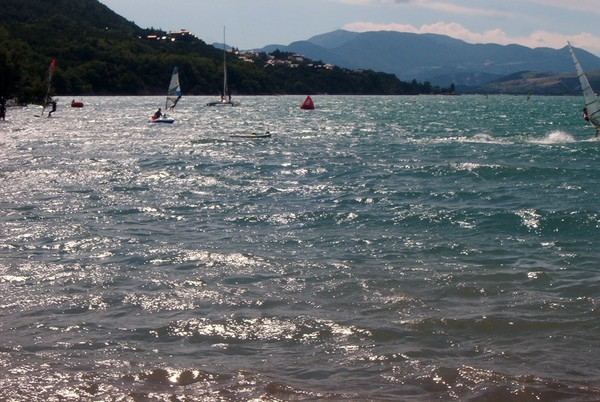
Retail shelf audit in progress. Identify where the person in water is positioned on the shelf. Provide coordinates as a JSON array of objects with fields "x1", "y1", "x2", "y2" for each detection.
[{"x1": 153, "y1": 108, "x2": 162, "y2": 120}]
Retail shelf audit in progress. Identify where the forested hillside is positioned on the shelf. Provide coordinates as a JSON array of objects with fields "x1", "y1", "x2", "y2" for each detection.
[{"x1": 0, "y1": 0, "x2": 453, "y2": 103}]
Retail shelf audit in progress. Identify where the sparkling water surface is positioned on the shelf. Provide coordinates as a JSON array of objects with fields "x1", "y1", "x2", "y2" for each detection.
[{"x1": 1, "y1": 95, "x2": 599, "y2": 400}]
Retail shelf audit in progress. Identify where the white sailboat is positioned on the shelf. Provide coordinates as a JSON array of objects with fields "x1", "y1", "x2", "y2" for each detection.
[
  {"x1": 151, "y1": 66, "x2": 181, "y2": 124},
  {"x1": 207, "y1": 27, "x2": 240, "y2": 107},
  {"x1": 568, "y1": 42, "x2": 600, "y2": 136}
]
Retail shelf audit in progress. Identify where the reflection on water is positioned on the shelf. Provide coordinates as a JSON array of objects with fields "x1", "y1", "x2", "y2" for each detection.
[{"x1": 1, "y1": 96, "x2": 599, "y2": 400}]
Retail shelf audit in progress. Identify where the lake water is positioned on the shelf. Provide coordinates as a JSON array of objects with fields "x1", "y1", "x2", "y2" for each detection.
[{"x1": 1, "y1": 95, "x2": 599, "y2": 400}]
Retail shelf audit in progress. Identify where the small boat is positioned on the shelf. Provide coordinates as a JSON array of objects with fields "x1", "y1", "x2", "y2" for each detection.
[
  {"x1": 568, "y1": 42, "x2": 600, "y2": 136},
  {"x1": 207, "y1": 27, "x2": 240, "y2": 107},
  {"x1": 70, "y1": 100, "x2": 84, "y2": 108},
  {"x1": 230, "y1": 132, "x2": 271, "y2": 138},
  {"x1": 150, "y1": 66, "x2": 182, "y2": 124},
  {"x1": 300, "y1": 95, "x2": 315, "y2": 110},
  {"x1": 150, "y1": 116, "x2": 175, "y2": 124}
]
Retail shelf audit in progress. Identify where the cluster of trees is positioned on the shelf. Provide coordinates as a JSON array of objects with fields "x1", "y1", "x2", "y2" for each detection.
[{"x1": 0, "y1": 0, "x2": 455, "y2": 103}]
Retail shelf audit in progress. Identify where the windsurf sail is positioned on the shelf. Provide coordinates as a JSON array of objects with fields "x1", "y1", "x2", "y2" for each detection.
[
  {"x1": 301, "y1": 95, "x2": 315, "y2": 110},
  {"x1": 48, "y1": 58, "x2": 56, "y2": 85},
  {"x1": 568, "y1": 42, "x2": 600, "y2": 131},
  {"x1": 41, "y1": 58, "x2": 56, "y2": 116},
  {"x1": 165, "y1": 66, "x2": 182, "y2": 111}
]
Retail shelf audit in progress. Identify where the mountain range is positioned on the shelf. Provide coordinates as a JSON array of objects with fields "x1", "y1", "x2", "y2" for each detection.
[
  {"x1": 2, "y1": 0, "x2": 438, "y2": 101},
  {"x1": 256, "y1": 30, "x2": 600, "y2": 91},
  {"x1": 3, "y1": 0, "x2": 599, "y2": 98}
]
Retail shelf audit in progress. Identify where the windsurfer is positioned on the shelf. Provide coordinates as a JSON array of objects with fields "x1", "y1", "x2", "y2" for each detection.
[
  {"x1": 153, "y1": 108, "x2": 162, "y2": 120},
  {"x1": 584, "y1": 107, "x2": 600, "y2": 137},
  {"x1": 47, "y1": 99, "x2": 57, "y2": 117},
  {"x1": 169, "y1": 96, "x2": 181, "y2": 111}
]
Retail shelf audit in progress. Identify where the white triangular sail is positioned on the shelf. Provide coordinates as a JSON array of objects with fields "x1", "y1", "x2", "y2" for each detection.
[
  {"x1": 568, "y1": 42, "x2": 600, "y2": 129},
  {"x1": 165, "y1": 66, "x2": 182, "y2": 111},
  {"x1": 150, "y1": 67, "x2": 179, "y2": 123}
]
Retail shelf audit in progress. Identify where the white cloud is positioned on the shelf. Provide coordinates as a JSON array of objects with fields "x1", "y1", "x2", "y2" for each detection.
[
  {"x1": 332, "y1": 0, "x2": 600, "y2": 14},
  {"x1": 527, "y1": 0, "x2": 600, "y2": 14},
  {"x1": 410, "y1": 0, "x2": 512, "y2": 17},
  {"x1": 343, "y1": 21, "x2": 600, "y2": 55},
  {"x1": 330, "y1": 0, "x2": 512, "y2": 17}
]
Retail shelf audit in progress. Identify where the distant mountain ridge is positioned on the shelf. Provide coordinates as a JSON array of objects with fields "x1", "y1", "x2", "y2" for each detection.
[
  {"x1": 3, "y1": 0, "x2": 598, "y2": 98},
  {"x1": 2, "y1": 0, "x2": 440, "y2": 100},
  {"x1": 257, "y1": 30, "x2": 600, "y2": 89}
]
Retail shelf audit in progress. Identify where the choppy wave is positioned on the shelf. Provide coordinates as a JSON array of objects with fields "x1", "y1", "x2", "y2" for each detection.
[
  {"x1": 530, "y1": 130, "x2": 577, "y2": 144},
  {"x1": 1, "y1": 96, "x2": 599, "y2": 400}
]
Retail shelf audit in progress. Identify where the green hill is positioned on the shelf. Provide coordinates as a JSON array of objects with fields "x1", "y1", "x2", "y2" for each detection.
[
  {"x1": 467, "y1": 70, "x2": 600, "y2": 95},
  {"x1": 0, "y1": 0, "x2": 452, "y2": 102},
  {"x1": 0, "y1": 0, "x2": 224, "y2": 101}
]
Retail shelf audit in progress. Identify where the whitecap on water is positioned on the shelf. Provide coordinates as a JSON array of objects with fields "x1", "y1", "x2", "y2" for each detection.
[
  {"x1": 530, "y1": 130, "x2": 576, "y2": 144},
  {"x1": 516, "y1": 209, "x2": 541, "y2": 230},
  {"x1": 468, "y1": 133, "x2": 507, "y2": 144}
]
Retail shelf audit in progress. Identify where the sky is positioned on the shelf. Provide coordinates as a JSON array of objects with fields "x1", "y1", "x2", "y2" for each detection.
[{"x1": 98, "y1": 0, "x2": 600, "y2": 56}]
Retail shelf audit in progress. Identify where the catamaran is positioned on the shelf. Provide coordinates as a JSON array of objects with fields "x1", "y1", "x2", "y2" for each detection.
[
  {"x1": 150, "y1": 66, "x2": 182, "y2": 124},
  {"x1": 207, "y1": 27, "x2": 239, "y2": 107},
  {"x1": 568, "y1": 42, "x2": 600, "y2": 136}
]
